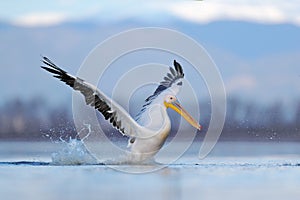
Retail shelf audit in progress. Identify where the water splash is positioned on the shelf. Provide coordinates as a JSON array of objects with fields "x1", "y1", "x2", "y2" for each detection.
[
  {"x1": 50, "y1": 123, "x2": 99, "y2": 165},
  {"x1": 51, "y1": 138, "x2": 98, "y2": 165},
  {"x1": 47, "y1": 123, "x2": 157, "y2": 165}
]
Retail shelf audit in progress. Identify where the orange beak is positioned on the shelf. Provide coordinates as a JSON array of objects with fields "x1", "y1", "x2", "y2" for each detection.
[{"x1": 164, "y1": 101, "x2": 202, "y2": 130}]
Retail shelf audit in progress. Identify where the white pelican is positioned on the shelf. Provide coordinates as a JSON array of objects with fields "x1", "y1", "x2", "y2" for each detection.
[{"x1": 41, "y1": 57, "x2": 201, "y2": 162}]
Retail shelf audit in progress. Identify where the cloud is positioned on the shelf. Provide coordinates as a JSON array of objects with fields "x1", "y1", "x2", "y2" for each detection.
[
  {"x1": 6, "y1": 1, "x2": 300, "y2": 27},
  {"x1": 12, "y1": 12, "x2": 67, "y2": 27},
  {"x1": 226, "y1": 75, "x2": 257, "y2": 94},
  {"x1": 168, "y1": 1, "x2": 300, "y2": 26}
]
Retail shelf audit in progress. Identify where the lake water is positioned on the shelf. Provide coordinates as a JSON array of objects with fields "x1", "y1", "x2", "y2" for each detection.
[{"x1": 0, "y1": 141, "x2": 299, "y2": 200}]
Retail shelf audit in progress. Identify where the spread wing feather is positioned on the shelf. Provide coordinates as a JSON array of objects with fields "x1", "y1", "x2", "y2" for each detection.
[
  {"x1": 41, "y1": 56, "x2": 143, "y2": 137},
  {"x1": 136, "y1": 60, "x2": 184, "y2": 120},
  {"x1": 144, "y1": 60, "x2": 184, "y2": 102}
]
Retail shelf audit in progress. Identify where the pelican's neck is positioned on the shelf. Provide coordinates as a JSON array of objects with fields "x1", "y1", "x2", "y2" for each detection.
[{"x1": 138, "y1": 103, "x2": 170, "y2": 131}]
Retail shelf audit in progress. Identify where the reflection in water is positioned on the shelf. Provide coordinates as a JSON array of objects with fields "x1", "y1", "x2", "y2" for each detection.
[{"x1": 159, "y1": 167, "x2": 182, "y2": 200}]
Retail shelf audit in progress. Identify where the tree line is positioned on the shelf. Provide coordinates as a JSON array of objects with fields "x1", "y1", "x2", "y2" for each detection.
[{"x1": 0, "y1": 97, "x2": 299, "y2": 141}]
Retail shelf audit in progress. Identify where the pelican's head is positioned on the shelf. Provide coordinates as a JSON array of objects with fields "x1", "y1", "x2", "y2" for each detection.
[{"x1": 163, "y1": 94, "x2": 202, "y2": 130}]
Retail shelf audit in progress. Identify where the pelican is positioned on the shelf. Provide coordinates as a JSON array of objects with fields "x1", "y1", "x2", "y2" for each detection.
[{"x1": 41, "y1": 57, "x2": 201, "y2": 162}]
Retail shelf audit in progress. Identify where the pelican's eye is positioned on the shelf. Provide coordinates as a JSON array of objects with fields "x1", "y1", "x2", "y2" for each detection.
[{"x1": 165, "y1": 95, "x2": 175, "y2": 103}]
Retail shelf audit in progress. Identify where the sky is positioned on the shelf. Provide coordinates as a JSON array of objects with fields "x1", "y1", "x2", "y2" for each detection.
[
  {"x1": 0, "y1": 0, "x2": 300, "y2": 109},
  {"x1": 1, "y1": 0, "x2": 300, "y2": 27}
]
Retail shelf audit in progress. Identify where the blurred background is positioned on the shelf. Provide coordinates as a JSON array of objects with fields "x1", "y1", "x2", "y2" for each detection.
[{"x1": 0, "y1": 0, "x2": 300, "y2": 142}]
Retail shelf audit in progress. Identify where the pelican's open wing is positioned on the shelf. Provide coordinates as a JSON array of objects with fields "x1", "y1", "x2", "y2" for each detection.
[
  {"x1": 136, "y1": 60, "x2": 184, "y2": 120},
  {"x1": 41, "y1": 56, "x2": 143, "y2": 137},
  {"x1": 145, "y1": 60, "x2": 184, "y2": 102}
]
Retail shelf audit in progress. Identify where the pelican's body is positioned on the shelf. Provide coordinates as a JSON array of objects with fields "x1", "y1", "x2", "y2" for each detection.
[
  {"x1": 130, "y1": 103, "x2": 171, "y2": 161},
  {"x1": 41, "y1": 57, "x2": 201, "y2": 163}
]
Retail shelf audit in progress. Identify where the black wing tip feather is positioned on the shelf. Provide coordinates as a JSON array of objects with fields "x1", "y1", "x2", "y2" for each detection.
[
  {"x1": 173, "y1": 60, "x2": 184, "y2": 77},
  {"x1": 40, "y1": 56, "x2": 66, "y2": 73},
  {"x1": 40, "y1": 56, "x2": 75, "y2": 87}
]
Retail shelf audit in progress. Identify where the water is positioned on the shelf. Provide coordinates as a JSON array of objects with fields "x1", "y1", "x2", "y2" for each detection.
[
  {"x1": 51, "y1": 139, "x2": 98, "y2": 165},
  {"x1": 0, "y1": 141, "x2": 299, "y2": 200}
]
